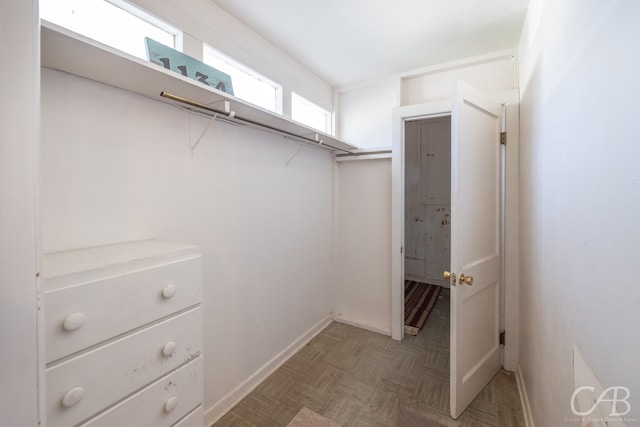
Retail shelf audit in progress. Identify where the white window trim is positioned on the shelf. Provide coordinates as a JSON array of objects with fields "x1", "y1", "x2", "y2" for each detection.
[
  {"x1": 292, "y1": 92, "x2": 332, "y2": 134},
  {"x1": 203, "y1": 44, "x2": 283, "y2": 114},
  {"x1": 105, "y1": 0, "x2": 183, "y2": 50}
]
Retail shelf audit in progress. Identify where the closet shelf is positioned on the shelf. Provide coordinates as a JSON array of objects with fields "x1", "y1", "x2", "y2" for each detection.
[{"x1": 40, "y1": 20, "x2": 358, "y2": 153}]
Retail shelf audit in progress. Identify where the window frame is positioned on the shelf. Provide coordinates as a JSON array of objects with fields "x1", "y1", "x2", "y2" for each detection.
[
  {"x1": 203, "y1": 44, "x2": 283, "y2": 115},
  {"x1": 40, "y1": 0, "x2": 183, "y2": 57},
  {"x1": 106, "y1": 0, "x2": 183, "y2": 50},
  {"x1": 291, "y1": 92, "x2": 333, "y2": 134}
]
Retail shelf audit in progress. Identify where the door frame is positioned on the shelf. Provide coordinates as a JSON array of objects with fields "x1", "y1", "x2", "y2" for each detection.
[{"x1": 391, "y1": 91, "x2": 519, "y2": 371}]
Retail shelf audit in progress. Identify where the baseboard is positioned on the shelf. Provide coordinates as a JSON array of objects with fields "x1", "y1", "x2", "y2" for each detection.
[
  {"x1": 516, "y1": 364, "x2": 535, "y2": 427},
  {"x1": 204, "y1": 314, "x2": 333, "y2": 426},
  {"x1": 332, "y1": 314, "x2": 391, "y2": 336}
]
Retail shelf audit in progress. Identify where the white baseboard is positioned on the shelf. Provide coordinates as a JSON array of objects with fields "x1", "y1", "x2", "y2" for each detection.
[
  {"x1": 516, "y1": 364, "x2": 535, "y2": 427},
  {"x1": 332, "y1": 314, "x2": 391, "y2": 336},
  {"x1": 204, "y1": 314, "x2": 333, "y2": 426}
]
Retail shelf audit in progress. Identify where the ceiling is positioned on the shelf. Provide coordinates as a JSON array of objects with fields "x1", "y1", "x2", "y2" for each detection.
[{"x1": 209, "y1": 0, "x2": 529, "y2": 88}]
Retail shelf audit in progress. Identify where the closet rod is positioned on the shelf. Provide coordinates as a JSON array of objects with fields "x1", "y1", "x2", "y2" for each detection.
[
  {"x1": 160, "y1": 91, "x2": 352, "y2": 154},
  {"x1": 161, "y1": 91, "x2": 230, "y2": 116},
  {"x1": 335, "y1": 149, "x2": 392, "y2": 157}
]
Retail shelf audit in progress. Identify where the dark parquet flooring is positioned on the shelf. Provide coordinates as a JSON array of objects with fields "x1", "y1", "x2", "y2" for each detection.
[{"x1": 214, "y1": 289, "x2": 525, "y2": 427}]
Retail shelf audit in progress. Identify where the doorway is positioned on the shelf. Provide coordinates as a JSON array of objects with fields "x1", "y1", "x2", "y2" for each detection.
[
  {"x1": 390, "y1": 101, "x2": 452, "y2": 341},
  {"x1": 404, "y1": 116, "x2": 451, "y2": 287},
  {"x1": 391, "y1": 95, "x2": 519, "y2": 363},
  {"x1": 403, "y1": 116, "x2": 451, "y2": 337}
]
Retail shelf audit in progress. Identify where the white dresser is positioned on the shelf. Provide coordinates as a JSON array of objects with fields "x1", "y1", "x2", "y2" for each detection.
[{"x1": 43, "y1": 240, "x2": 204, "y2": 427}]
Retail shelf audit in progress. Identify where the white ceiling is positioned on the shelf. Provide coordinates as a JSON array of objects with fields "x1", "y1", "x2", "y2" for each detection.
[{"x1": 209, "y1": 0, "x2": 529, "y2": 88}]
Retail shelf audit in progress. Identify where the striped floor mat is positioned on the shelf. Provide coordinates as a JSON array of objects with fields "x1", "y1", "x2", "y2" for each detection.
[{"x1": 404, "y1": 281, "x2": 442, "y2": 335}]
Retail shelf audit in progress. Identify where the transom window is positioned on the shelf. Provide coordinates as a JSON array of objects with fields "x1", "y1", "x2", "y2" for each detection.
[
  {"x1": 203, "y1": 45, "x2": 282, "y2": 114},
  {"x1": 291, "y1": 93, "x2": 332, "y2": 134},
  {"x1": 40, "y1": 0, "x2": 180, "y2": 60}
]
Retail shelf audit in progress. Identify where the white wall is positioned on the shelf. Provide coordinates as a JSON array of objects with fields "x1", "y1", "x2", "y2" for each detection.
[
  {"x1": 400, "y1": 54, "x2": 516, "y2": 106},
  {"x1": 336, "y1": 82, "x2": 398, "y2": 149},
  {"x1": 41, "y1": 69, "x2": 336, "y2": 423},
  {"x1": 335, "y1": 159, "x2": 392, "y2": 334},
  {"x1": 518, "y1": 0, "x2": 640, "y2": 424},
  {"x1": 336, "y1": 53, "x2": 517, "y2": 151},
  {"x1": 0, "y1": 0, "x2": 41, "y2": 425}
]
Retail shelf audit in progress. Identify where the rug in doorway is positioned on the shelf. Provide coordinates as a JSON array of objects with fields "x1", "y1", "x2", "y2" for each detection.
[
  {"x1": 404, "y1": 280, "x2": 441, "y2": 335},
  {"x1": 286, "y1": 407, "x2": 341, "y2": 427}
]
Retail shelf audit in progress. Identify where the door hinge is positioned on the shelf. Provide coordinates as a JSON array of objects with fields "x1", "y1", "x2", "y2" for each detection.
[
  {"x1": 400, "y1": 246, "x2": 403, "y2": 254},
  {"x1": 499, "y1": 330, "x2": 506, "y2": 346},
  {"x1": 500, "y1": 131, "x2": 507, "y2": 145}
]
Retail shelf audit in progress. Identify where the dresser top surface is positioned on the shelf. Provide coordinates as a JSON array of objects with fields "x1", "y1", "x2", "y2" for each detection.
[{"x1": 43, "y1": 240, "x2": 201, "y2": 282}]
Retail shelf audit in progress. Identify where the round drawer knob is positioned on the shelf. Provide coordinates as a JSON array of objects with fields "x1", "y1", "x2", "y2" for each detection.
[
  {"x1": 162, "y1": 284, "x2": 176, "y2": 299},
  {"x1": 164, "y1": 396, "x2": 179, "y2": 413},
  {"x1": 162, "y1": 341, "x2": 177, "y2": 357},
  {"x1": 63, "y1": 313, "x2": 86, "y2": 331},
  {"x1": 62, "y1": 386, "x2": 85, "y2": 408}
]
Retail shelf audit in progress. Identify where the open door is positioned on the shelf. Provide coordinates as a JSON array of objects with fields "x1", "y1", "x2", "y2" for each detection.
[{"x1": 447, "y1": 81, "x2": 502, "y2": 418}]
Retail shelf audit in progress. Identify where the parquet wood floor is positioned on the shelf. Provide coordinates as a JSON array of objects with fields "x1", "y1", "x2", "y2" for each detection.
[{"x1": 214, "y1": 289, "x2": 525, "y2": 427}]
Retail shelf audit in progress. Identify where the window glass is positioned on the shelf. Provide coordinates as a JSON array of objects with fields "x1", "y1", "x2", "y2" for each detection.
[
  {"x1": 40, "y1": 0, "x2": 179, "y2": 60},
  {"x1": 203, "y1": 45, "x2": 282, "y2": 113},
  {"x1": 292, "y1": 93, "x2": 331, "y2": 134}
]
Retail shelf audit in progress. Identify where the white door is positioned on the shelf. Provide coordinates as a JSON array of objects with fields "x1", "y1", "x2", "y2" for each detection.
[{"x1": 448, "y1": 81, "x2": 502, "y2": 418}]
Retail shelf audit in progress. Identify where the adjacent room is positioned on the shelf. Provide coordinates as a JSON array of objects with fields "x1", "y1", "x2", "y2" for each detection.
[{"x1": 2, "y1": 1, "x2": 639, "y2": 427}]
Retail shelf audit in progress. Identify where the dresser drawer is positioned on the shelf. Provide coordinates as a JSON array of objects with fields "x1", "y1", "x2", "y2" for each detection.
[
  {"x1": 45, "y1": 254, "x2": 202, "y2": 363},
  {"x1": 173, "y1": 405, "x2": 204, "y2": 427},
  {"x1": 78, "y1": 356, "x2": 203, "y2": 427},
  {"x1": 46, "y1": 307, "x2": 203, "y2": 427}
]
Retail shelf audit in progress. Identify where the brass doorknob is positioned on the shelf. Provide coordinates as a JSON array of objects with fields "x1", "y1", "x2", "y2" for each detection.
[
  {"x1": 444, "y1": 271, "x2": 456, "y2": 285},
  {"x1": 459, "y1": 274, "x2": 474, "y2": 285}
]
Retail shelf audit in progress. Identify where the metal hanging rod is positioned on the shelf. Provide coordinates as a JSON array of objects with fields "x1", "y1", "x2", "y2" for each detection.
[
  {"x1": 335, "y1": 149, "x2": 392, "y2": 157},
  {"x1": 160, "y1": 91, "x2": 352, "y2": 154},
  {"x1": 161, "y1": 91, "x2": 231, "y2": 116}
]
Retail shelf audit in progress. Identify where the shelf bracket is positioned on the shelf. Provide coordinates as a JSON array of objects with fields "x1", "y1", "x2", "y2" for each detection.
[
  {"x1": 285, "y1": 143, "x2": 305, "y2": 166},
  {"x1": 191, "y1": 112, "x2": 218, "y2": 155},
  {"x1": 284, "y1": 132, "x2": 321, "y2": 166}
]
